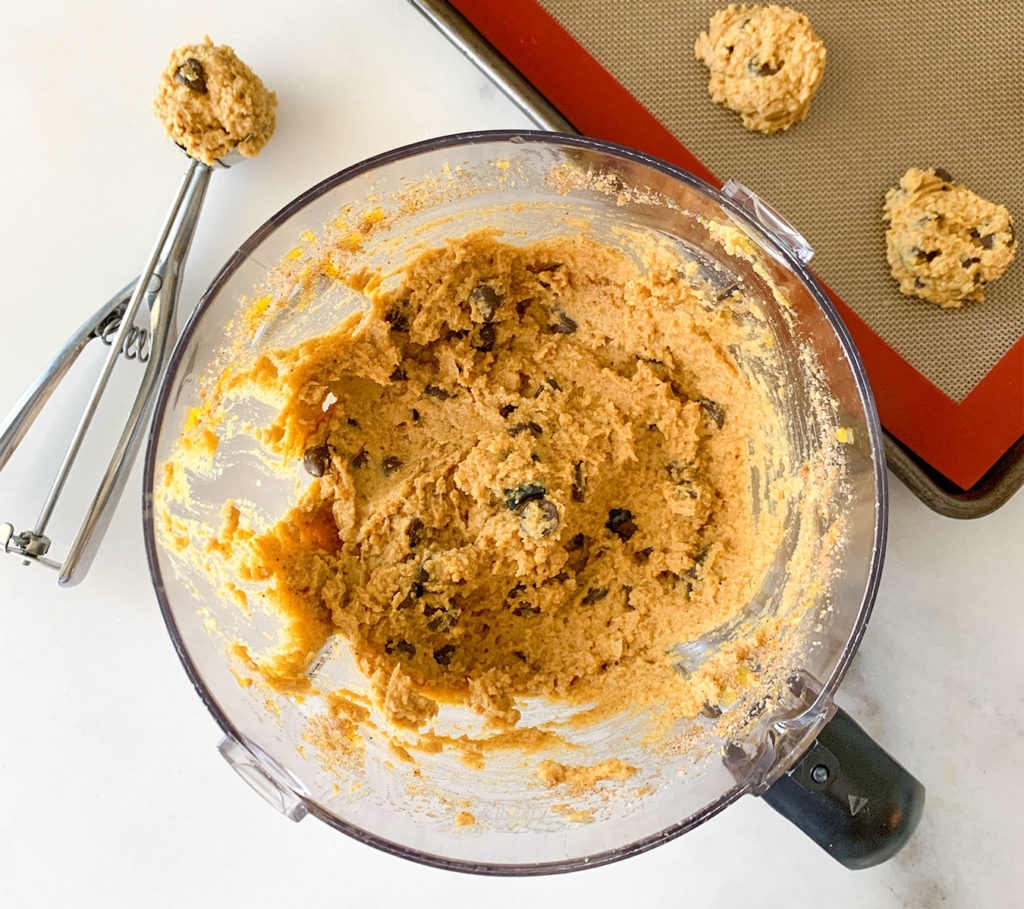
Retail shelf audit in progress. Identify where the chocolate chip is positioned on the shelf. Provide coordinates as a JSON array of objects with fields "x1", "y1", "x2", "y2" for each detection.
[
  {"x1": 914, "y1": 277, "x2": 926, "y2": 289},
  {"x1": 637, "y1": 356, "x2": 671, "y2": 381},
  {"x1": 350, "y1": 448, "x2": 368, "y2": 469},
  {"x1": 692, "y1": 544, "x2": 712, "y2": 566},
  {"x1": 469, "y1": 284, "x2": 502, "y2": 321},
  {"x1": 633, "y1": 547, "x2": 653, "y2": 564},
  {"x1": 347, "y1": 418, "x2": 360, "y2": 428},
  {"x1": 606, "y1": 508, "x2": 637, "y2": 541},
  {"x1": 389, "y1": 366, "x2": 408, "y2": 381},
  {"x1": 474, "y1": 322, "x2": 496, "y2": 353},
  {"x1": 700, "y1": 702, "x2": 723, "y2": 718},
  {"x1": 381, "y1": 455, "x2": 403, "y2": 475},
  {"x1": 433, "y1": 644, "x2": 457, "y2": 666},
  {"x1": 565, "y1": 532, "x2": 585, "y2": 552},
  {"x1": 526, "y1": 261, "x2": 563, "y2": 274},
  {"x1": 980, "y1": 233, "x2": 995, "y2": 249},
  {"x1": 748, "y1": 60, "x2": 779, "y2": 77},
  {"x1": 411, "y1": 408, "x2": 421, "y2": 424},
  {"x1": 426, "y1": 606, "x2": 460, "y2": 633},
  {"x1": 513, "y1": 650, "x2": 528, "y2": 661},
  {"x1": 582, "y1": 586, "x2": 609, "y2": 605},
  {"x1": 698, "y1": 397, "x2": 726, "y2": 429},
  {"x1": 499, "y1": 403, "x2": 517, "y2": 418},
  {"x1": 504, "y1": 482, "x2": 547, "y2": 512},
  {"x1": 423, "y1": 596, "x2": 454, "y2": 617},
  {"x1": 932, "y1": 167, "x2": 953, "y2": 182},
  {"x1": 407, "y1": 516, "x2": 424, "y2": 548},
  {"x1": 912, "y1": 247, "x2": 941, "y2": 263},
  {"x1": 174, "y1": 58, "x2": 207, "y2": 93},
  {"x1": 546, "y1": 377, "x2": 562, "y2": 392},
  {"x1": 512, "y1": 602, "x2": 541, "y2": 617},
  {"x1": 384, "y1": 305, "x2": 409, "y2": 332},
  {"x1": 519, "y1": 497, "x2": 560, "y2": 539},
  {"x1": 424, "y1": 384, "x2": 452, "y2": 401},
  {"x1": 385, "y1": 639, "x2": 416, "y2": 658},
  {"x1": 410, "y1": 576, "x2": 427, "y2": 600},
  {"x1": 302, "y1": 444, "x2": 331, "y2": 477},
  {"x1": 961, "y1": 256, "x2": 981, "y2": 268},
  {"x1": 508, "y1": 421, "x2": 543, "y2": 437},
  {"x1": 571, "y1": 461, "x2": 586, "y2": 502},
  {"x1": 549, "y1": 308, "x2": 578, "y2": 334}
]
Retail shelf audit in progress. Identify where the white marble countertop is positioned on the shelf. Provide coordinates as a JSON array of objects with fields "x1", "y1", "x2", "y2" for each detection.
[{"x1": 1, "y1": 2, "x2": 1021, "y2": 906}]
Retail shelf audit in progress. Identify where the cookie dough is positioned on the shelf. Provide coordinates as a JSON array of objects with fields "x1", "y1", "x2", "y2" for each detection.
[
  {"x1": 153, "y1": 36, "x2": 277, "y2": 165},
  {"x1": 883, "y1": 167, "x2": 1017, "y2": 307},
  {"x1": 234, "y1": 230, "x2": 788, "y2": 732},
  {"x1": 536, "y1": 759, "x2": 637, "y2": 793},
  {"x1": 695, "y1": 4, "x2": 826, "y2": 133}
]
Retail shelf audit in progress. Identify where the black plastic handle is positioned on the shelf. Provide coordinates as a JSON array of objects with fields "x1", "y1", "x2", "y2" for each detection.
[{"x1": 762, "y1": 706, "x2": 925, "y2": 869}]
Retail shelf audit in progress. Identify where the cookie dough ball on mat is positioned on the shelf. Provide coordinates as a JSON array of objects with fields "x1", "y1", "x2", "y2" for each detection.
[
  {"x1": 695, "y1": 4, "x2": 826, "y2": 133},
  {"x1": 883, "y1": 167, "x2": 1016, "y2": 307}
]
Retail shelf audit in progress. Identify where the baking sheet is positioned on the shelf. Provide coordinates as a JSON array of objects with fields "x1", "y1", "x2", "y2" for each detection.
[{"x1": 539, "y1": 0, "x2": 1023, "y2": 402}]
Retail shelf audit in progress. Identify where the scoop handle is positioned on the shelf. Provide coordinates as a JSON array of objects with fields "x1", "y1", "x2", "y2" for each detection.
[{"x1": 762, "y1": 705, "x2": 925, "y2": 869}]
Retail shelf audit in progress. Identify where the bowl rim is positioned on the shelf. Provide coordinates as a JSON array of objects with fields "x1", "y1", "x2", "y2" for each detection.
[{"x1": 141, "y1": 129, "x2": 888, "y2": 876}]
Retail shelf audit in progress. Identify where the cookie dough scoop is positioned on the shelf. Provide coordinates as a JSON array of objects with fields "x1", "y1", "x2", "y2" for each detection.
[{"x1": 0, "y1": 39, "x2": 276, "y2": 585}]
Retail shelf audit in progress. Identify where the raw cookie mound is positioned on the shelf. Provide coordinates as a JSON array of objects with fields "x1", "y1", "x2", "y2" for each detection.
[
  {"x1": 695, "y1": 4, "x2": 826, "y2": 133},
  {"x1": 883, "y1": 167, "x2": 1017, "y2": 307},
  {"x1": 153, "y1": 36, "x2": 277, "y2": 165}
]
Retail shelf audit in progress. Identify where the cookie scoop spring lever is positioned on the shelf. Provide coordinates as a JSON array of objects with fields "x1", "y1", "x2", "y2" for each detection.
[{"x1": 0, "y1": 150, "x2": 240, "y2": 585}]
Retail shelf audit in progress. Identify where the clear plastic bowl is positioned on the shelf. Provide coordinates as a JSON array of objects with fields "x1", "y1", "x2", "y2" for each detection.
[{"x1": 143, "y1": 132, "x2": 887, "y2": 873}]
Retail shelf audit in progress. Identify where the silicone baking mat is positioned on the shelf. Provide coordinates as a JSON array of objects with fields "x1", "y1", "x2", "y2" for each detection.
[
  {"x1": 540, "y1": 0, "x2": 1023, "y2": 402},
  {"x1": 437, "y1": 0, "x2": 1024, "y2": 494}
]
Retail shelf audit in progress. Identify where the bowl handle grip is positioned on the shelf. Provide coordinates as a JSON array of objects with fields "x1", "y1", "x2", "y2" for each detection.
[
  {"x1": 761, "y1": 706, "x2": 925, "y2": 869},
  {"x1": 218, "y1": 736, "x2": 309, "y2": 822}
]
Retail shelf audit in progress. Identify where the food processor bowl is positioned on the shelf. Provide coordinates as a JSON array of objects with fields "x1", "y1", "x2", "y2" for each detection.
[{"x1": 143, "y1": 132, "x2": 923, "y2": 873}]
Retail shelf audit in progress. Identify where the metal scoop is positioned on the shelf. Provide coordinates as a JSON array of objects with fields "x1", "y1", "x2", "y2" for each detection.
[{"x1": 0, "y1": 147, "x2": 244, "y2": 585}]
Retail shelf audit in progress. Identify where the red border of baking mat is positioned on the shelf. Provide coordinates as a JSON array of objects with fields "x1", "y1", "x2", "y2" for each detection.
[{"x1": 451, "y1": 0, "x2": 1024, "y2": 491}]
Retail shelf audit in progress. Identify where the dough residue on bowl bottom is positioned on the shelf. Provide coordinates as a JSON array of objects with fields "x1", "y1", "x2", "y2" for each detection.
[{"x1": 203, "y1": 229, "x2": 797, "y2": 752}]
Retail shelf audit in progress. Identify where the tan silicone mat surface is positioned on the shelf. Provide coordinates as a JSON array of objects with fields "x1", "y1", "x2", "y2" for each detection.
[{"x1": 540, "y1": 0, "x2": 1023, "y2": 402}]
